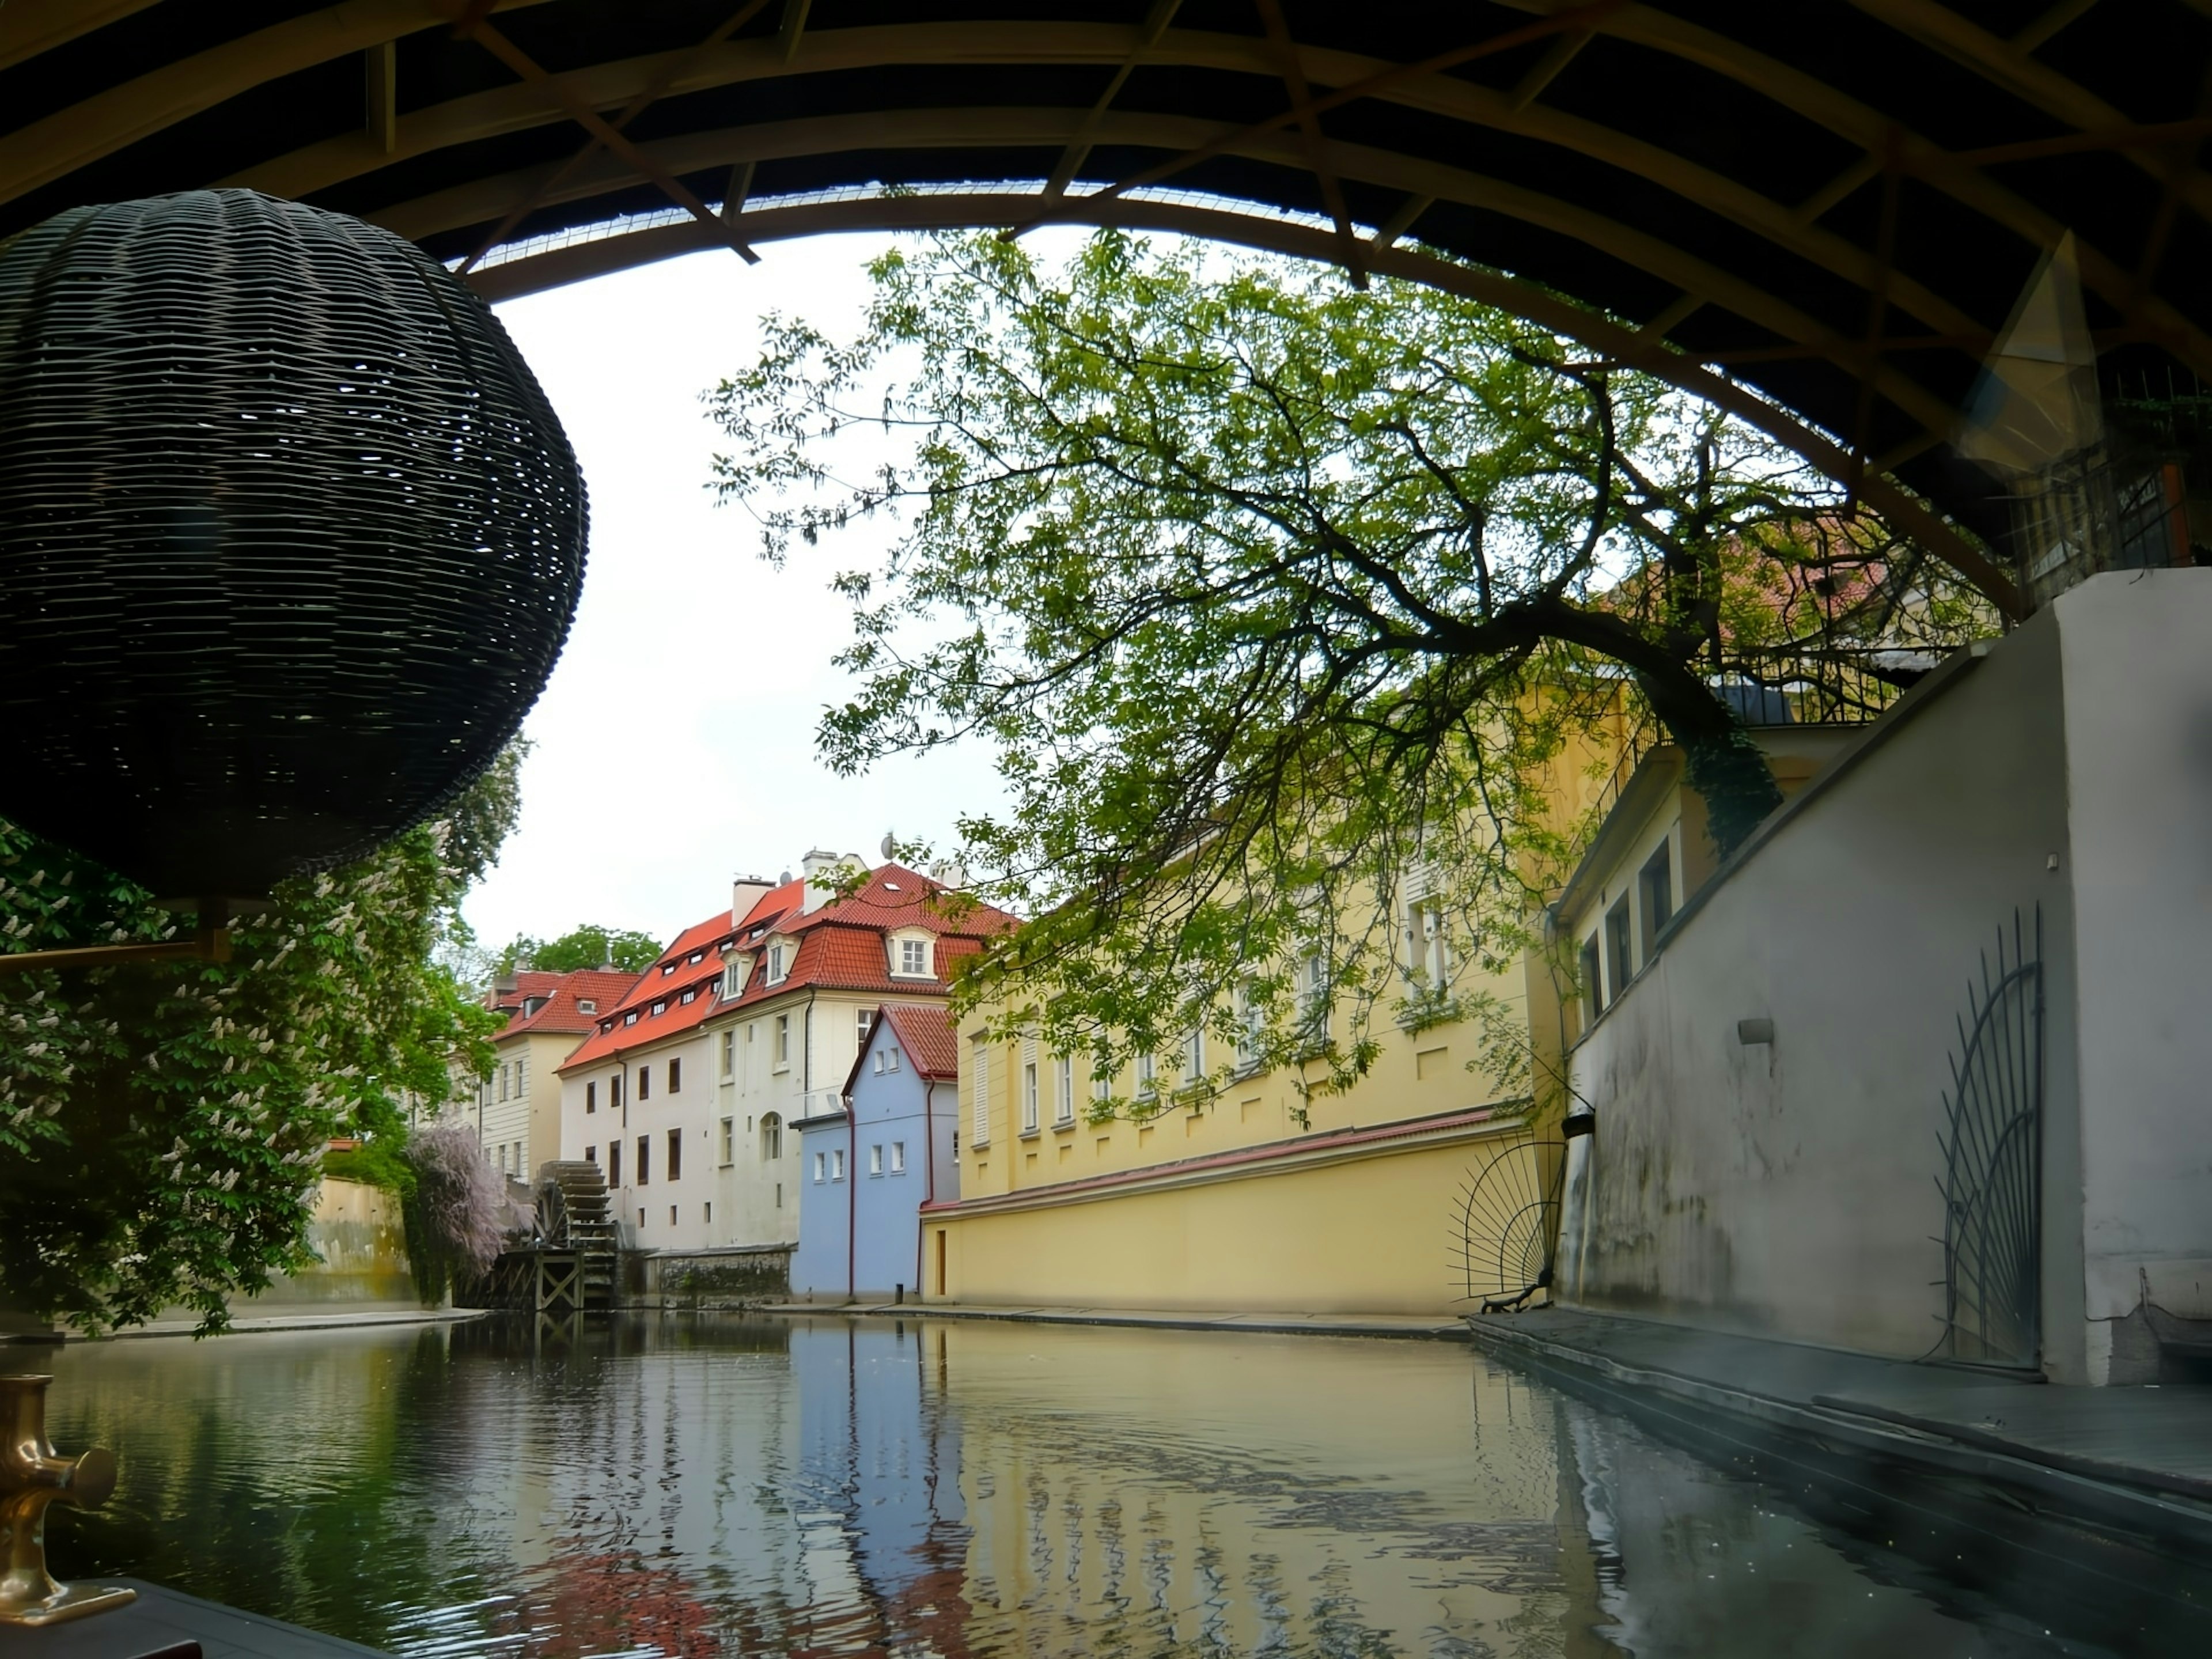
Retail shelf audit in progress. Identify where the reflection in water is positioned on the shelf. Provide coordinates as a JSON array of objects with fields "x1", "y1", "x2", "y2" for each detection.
[{"x1": 40, "y1": 1315, "x2": 2081, "y2": 1657}]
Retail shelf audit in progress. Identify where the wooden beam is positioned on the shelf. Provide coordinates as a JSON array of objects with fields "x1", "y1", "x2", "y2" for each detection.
[
  {"x1": 1508, "y1": 27, "x2": 1590, "y2": 112},
  {"x1": 201, "y1": 16, "x2": 2206, "y2": 376},
  {"x1": 779, "y1": 0, "x2": 812, "y2": 62},
  {"x1": 722, "y1": 158, "x2": 757, "y2": 221},
  {"x1": 457, "y1": 0, "x2": 774, "y2": 273},
  {"x1": 1638, "y1": 293, "x2": 1703, "y2": 338},
  {"x1": 1253, "y1": 0, "x2": 1365, "y2": 286},
  {"x1": 0, "y1": 0, "x2": 164, "y2": 74},
  {"x1": 2013, "y1": 0, "x2": 2101, "y2": 53},
  {"x1": 385, "y1": 103, "x2": 1968, "y2": 441},
  {"x1": 0, "y1": 0, "x2": 552, "y2": 209},
  {"x1": 461, "y1": 187, "x2": 2025, "y2": 621},
  {"x1": 219, "y1": 19, "x2": 1978, "y2": 350},
  {"x1": 1846, "y1": 0, "x2": 2212, "y2": 222},
  {"x1": 365, "y1": 41, "x2": 399, "y2": 156},
  {"x1": 1369, "y1": 192, "x2": 1433, "y2": 251},
  {"x1": 452, "y1": 10, "x2": 760, "y2": 263},
  {"x1": 1035, "y1": 0, "x2": 1183, "y2": 207}
]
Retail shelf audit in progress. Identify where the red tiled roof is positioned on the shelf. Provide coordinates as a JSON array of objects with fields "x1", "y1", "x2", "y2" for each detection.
[
  {"x1": 556, "y1": 866, "x2": 1019, "y2": 1074},
  {"x1": 878, "y1": 1003, "x2": 959, "y2": 1081},
  {"x1": 494, "y1": 969, "x2": 643, "y2": 1039}
]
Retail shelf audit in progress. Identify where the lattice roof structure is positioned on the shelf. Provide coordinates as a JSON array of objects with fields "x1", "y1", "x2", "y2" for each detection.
[{"x1": 6, "y1": 1, "x2": 2210, "y2": 615}]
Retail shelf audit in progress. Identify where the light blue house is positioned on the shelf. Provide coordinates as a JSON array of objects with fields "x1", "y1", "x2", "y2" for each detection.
[{"x1": 791, "y1": 1003, "x2": 960, "y2": 1300}]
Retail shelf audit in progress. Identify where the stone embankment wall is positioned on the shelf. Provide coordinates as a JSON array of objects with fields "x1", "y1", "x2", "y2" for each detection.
[
  {"x1": 632, "y1": 1245, "x2": 793, "y2": 1310},
  {"x1": 254, "y1": 1176, "x2": 419, "y2": 1309}
]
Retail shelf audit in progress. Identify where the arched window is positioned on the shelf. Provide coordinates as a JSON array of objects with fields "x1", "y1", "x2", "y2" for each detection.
[{"x1": 760, "y1": 1112, "x2": 783, "y2": 1160}]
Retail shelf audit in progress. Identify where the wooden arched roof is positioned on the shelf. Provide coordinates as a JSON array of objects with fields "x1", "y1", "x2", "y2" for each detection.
[{"x1": 6, "y1": 1, "x2": 2210, "y2": 613}]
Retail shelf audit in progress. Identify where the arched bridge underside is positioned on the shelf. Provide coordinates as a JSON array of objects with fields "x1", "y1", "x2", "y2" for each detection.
[{"x1": 7, "y1": 1, "x2": 2210, "y2": 610}]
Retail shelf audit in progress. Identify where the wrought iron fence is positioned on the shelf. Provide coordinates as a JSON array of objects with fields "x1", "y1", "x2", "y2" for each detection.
[{"x1": 1931, "y1": 908, "x2": 2044, "y2": 1369}]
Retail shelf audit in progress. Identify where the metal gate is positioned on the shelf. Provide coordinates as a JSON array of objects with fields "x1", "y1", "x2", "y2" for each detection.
[
  {"x1": 1933, "y1": 908, "x2": 2043, "y2": 1367},
  {"x1": 1455, "y1": 1128, "x2": 1566, "y2": 1313}
]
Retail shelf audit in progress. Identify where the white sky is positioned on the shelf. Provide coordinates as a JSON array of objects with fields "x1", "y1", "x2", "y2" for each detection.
[{"x1": 466, "y1": 233, "x2": 1037, "y2": 952}]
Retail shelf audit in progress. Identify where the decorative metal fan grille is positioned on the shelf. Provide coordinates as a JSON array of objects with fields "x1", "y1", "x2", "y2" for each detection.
[
  {"x1": 1934, "y1": 908, "x2": 2043, "y2": 1368},
  {"x1": 0, "y1": 189, "x2": 586, "y2": 897},
  {"x1": 1453, "y1": 1128, "x2": 1565, "y2": 1313}
]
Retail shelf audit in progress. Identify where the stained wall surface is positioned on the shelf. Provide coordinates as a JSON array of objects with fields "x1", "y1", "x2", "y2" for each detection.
[{"x1": 1566, "y1": 605, "x2": 2086, "y2": 1371}]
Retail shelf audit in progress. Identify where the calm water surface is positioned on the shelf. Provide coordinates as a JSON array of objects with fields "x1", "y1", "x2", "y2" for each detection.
[{"x1": 40, "y1": 1315, "x2": 2098, "y2": 1657}]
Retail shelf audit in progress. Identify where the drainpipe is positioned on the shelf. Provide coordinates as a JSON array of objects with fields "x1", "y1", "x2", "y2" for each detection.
[
  {"x1": 846, "y1": 1089, "x2": 857, "y2": 1305},
  {"x1": 918, "y1": 1081, "x2": 937, "y2": 1296}
]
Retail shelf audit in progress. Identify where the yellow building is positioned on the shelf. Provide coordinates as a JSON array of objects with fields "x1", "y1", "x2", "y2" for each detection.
[{"x1": 922, "y1": 874, "x2": 1544, "y2": 1317}]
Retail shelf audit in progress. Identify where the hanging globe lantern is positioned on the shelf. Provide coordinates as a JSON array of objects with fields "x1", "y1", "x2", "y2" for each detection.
[{"x1": 0, "y1": 189, "x2": 586, "y2": 902}]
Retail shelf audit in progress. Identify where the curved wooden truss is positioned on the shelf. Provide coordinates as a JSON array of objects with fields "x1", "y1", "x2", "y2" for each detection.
[{"x1": 3, "y1": 1, "x2": 2207, "y2": 611}]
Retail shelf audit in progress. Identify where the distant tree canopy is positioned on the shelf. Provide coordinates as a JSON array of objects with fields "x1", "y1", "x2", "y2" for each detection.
[
  {"x1": 497, "y1": 925, "x2": 661, "y2": 976},
  {"x1": 0, "y1": 744, "x2": 525, "y2": 1334},
  {"x1": 706, "y1": 232, "x2": 1992, "y2": 1104}
]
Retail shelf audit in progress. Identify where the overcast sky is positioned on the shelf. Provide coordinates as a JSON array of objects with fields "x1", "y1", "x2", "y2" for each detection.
[{"x1": 468, "y1": 233, "x2": 1041, "y2": 952}]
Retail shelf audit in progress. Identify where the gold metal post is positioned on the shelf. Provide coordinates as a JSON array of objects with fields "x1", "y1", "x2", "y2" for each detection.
[{"x1": 0, "y1": 1374, "x2": 135, "y2": 1626}]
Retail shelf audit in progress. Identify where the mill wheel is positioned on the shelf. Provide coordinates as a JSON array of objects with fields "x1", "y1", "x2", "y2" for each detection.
[{"x1": 533, "y1": 1160, "x2": 611, "y2": 1248}]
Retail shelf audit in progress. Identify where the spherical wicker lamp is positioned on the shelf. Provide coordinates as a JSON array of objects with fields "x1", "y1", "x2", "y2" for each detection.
[{"x1": 0, "y1": 190, "x2": 586, "y2": 901}]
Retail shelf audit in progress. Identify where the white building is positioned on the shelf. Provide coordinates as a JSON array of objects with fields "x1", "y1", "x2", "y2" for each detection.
[
  {"x1": 449, "y1": 967, "x2": 640, "y2": 1180},
  {"x1": 558, "y1": 850, "x2": 1015, "y2": 1253}
]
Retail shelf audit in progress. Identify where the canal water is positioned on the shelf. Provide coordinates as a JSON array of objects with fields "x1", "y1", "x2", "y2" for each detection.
[{"x1": 41, "y1": 1314, "x2": 2096, "y2": 1657}]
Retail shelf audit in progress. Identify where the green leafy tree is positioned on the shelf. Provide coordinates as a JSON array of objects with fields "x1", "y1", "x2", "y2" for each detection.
[
  {"x1": 0, "y1": 745, "x2": 525, "y2": 1334},
  {"x1": 495, "y1": 925, "x2": 661, "y2": 976},
  {"x1": 706, "y1": 232, "x2": 1991, "y2": 1103}
]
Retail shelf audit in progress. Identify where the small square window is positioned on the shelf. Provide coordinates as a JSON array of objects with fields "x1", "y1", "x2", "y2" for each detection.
[
  {"x1": 578, "y1": 999, "x2": 596, "y2": 1014},
  {"x1": 585, "y1": 1144, "x2": 597, "y2": 1164}
]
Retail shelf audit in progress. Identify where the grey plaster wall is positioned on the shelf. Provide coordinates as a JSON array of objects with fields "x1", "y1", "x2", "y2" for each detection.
[
  {"x1": 1569, "y1": 611, "x2": 2082, "y2": 1367},
  {"x1": 2058, "y1": 570, "x2": 2212, "y2": 1374}
]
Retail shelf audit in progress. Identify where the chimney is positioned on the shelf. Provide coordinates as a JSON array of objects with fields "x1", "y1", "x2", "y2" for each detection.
[
  {"x1": 731, "y1": 874, "x2": 774, "y2": 927},
  {"x1": 801, "y1": 847, "x2": 851, "y2": 914},
  {"x1": 492, "y1": 967, "x2": 519, "y2": 1006}
]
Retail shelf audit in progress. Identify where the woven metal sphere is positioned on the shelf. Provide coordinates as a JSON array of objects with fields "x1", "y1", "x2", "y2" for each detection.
[{"x1": 0, "y1": 190, "x2": 586, "y2": 899}]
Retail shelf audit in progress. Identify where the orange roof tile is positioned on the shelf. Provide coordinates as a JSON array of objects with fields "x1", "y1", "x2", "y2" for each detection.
[
  {"x1": 495, "y1": 969, "x2": 643, "y2": 1039},
  {"x1": 556, "y1": 866, "x2": 1019, "y2": 1074},
  {"x1": 878, "y1": 1003, "x2": 960, "y2": 1081}
]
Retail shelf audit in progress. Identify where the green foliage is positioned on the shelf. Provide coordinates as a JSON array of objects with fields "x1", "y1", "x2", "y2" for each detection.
[
  {"x1": 706, "y1": 232, "x2": 1994, "y2": 1107},
  {"x1": 0, "y1": 747, "x2": 523, "y2": 1334},
  {"x1": 495, "y1": 924, "x2": 661, "y2": 975},
  {"x1": 320, "y1": 1143, "x2": 414, "y2": 1196}
]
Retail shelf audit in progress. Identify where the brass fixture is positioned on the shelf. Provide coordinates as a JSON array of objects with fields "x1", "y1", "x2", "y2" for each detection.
[{"x1": 0, "y1": 1375, "x2": 135, "y2": 1626}]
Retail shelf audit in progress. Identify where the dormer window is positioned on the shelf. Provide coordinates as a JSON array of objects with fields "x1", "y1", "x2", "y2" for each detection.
[
  {"x1": 578, "y1": 1000, "x2": 596, "y2": 1014},
  {"x1": 624, "y1": 1011, "x2": 639, "y2": 1026},
  {"x1": 688, "y1": 950, "x2": 704, "y2": 964},
  {"x1": 651, "y1": 999, "x2": 666, "y2": 1016},
  {"x1": 722, "y1": 955, "x2": 752, "y2": 999},
  {"x1": 680, "y1": 989, "x2": 695, "y2": 1005},
  {"x1": 888, "y1": 929, "x2": 934, "y2": 979},
  {"x1": 661, "y1": 963, "x2": 676, "y2": 976},
  {"x1": 765, "y1": 941, "x2": 790, "y2": 985}
]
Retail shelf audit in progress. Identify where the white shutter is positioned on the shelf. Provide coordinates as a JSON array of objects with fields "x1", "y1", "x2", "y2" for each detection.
[{"x1": 971, "y1": 1043, "x2": 990, "y2": 1146}]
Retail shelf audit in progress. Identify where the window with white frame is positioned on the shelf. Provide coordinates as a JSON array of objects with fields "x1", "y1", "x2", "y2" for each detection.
[
  {"x1": 516, "y1": 1055, "x2": 528, "y2": 1095},
  {"x1": 886, "y1": 1045, "x2": 900, "y2": 1071},
  {"x1": 719, "y1": 1117, "x2": 735, "y2": 1165},
  {"x1": 890, "y1": 931, "x2": 933, "y2": 978},
  {"x1": 890, "y1": 1140, "x2": 906, "y2": 1173},
  {"x1": 1236, "y1": 982, "x2": 1263, "y2": 1070},
  {"x1": 869, "y1": 1143, "x2": 883, "y2": 1176},
  {"x1": 813, "y1": 1151, "x2": 825, "y2": 1184},
  {"x1": 774, "y1": 1014, "x2": 790, "y2": 1067},
  {"x1": 722, "y1": 956, "x2": 749, "y2": 999},
  {"x1": 1183, "y1": 1029, "x2": 1204, "y2": 1085},
  {"x1": 765, "y1": 942, "x2": 789, "y2": 985},
  {"x1": 720, "y1": 1029, "x2": 735, "y2": 1081},
  {"x1": 760, "y1": 1113, "x2": 783, "y2": 1160},
  {"x1": 1021, "y1": 1058, "x2": 1039, "y2": 1134},
  {"x1": 1055, "y1": 1054, "x2": 1073, "y2": 1124},
  {"x1": 1135, "y1": 1052, "x2": 1156, "y2": 1096},
  {"x1": 1092, "y1": 1059, "x2": 1112, "y2": 1105},
  {"x1": 1299, "y1": 951, "x2": 1330, "y2": 1039},
  {"x1": 831, "y1": 1147, "x2": 845, "y2": 1181},
  {"x1": 857, "y1": 1007, "x2": 875, "y2": 1047}
]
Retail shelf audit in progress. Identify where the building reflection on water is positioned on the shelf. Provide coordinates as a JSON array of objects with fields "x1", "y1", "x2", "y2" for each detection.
[{"x1": 39, "y1": 1315, "x2": 2069, "y2": 1657}]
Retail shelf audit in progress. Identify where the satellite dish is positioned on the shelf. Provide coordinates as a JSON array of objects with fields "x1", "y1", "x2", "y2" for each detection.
[{"x1": 880, "y1": 831, "x2": 896, "y2": 859}]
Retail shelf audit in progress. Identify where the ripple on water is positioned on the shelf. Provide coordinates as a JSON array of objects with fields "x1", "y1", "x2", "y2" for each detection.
[{"x1": 39, "y1": 1315, "x2": 2111, "y2": 1658}]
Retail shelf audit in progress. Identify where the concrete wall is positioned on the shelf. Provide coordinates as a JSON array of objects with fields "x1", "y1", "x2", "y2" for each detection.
[
  {"x1": 1566, "y1": 614, "x2": 2086, "y2": 1369},
  {"x1": 2058, "y1": 570, "x2": 2212, "y2": 1374},
  {"x1": 255, "y1": 1177, "x2": 418, "y2": 1309},
  {"x1": 632, "y1": 1244, "x2": 792, "y2": 1308},
  {"x1": 930, "y1": 1121, "x2": 1521, "y2": 1316}
]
